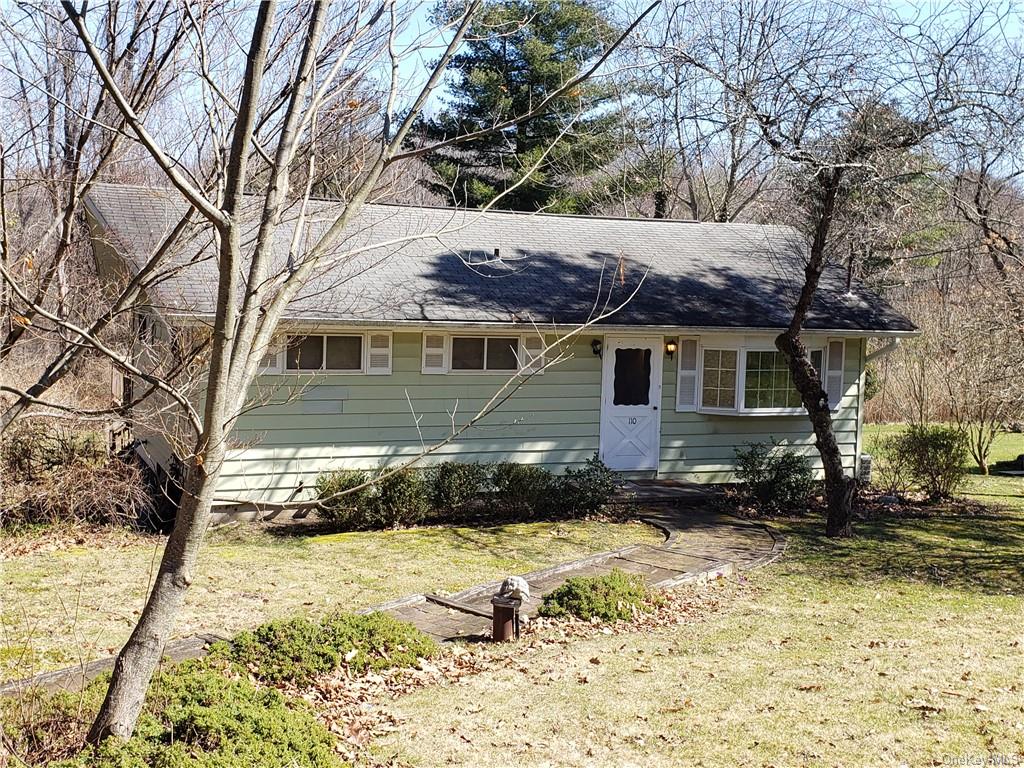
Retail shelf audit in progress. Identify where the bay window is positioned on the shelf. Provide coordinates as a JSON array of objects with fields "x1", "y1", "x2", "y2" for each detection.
[{"x1": 678, "y1": 339, "x2": 842, "y2": 415}]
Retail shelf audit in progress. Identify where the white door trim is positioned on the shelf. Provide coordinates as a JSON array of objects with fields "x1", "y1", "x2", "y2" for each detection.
[{"x1": 599, "y1": 335, "x2": 664, "y2": 472}]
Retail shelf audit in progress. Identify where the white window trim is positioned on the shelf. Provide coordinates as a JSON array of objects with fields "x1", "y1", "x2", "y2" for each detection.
[
  {"x1": 420, "y1": 332, "x2": 545, "y2": 375},
  {"x1": 684, "y1": 342, "x2": 826, "y2": 416},
  {"x1": 692, "y1": 343, "x2": 741, "y2": 415},
  {"x1": 735, "y1": 347, "x2": 826, "y2": 416},
  {"x1": 260, "y1": 331, "x2": 392, "y2": 375}
]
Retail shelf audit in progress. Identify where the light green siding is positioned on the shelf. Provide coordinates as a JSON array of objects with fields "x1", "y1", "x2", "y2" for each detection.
[
  {"x1": 216, "y1": 332, "x2": 867, "y2": 504},
  {"x1": 218, "y1": 332, "x2": 602, "y2": 503}
]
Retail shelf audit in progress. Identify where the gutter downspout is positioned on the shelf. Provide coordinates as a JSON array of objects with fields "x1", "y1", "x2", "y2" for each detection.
[
  {"x1": 865, "y1": 338, "x2": 900, "y2": 365},
  {"x1": 857, "y1": 337, "x2": 901, "y2": 482}
]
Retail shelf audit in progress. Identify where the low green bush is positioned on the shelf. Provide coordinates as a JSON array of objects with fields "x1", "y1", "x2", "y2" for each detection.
[
  {"x1": 315, "y1": 467, "x2": 428, "y2": 530},
  {"x1": 547, "y1": 454, "x2": 618, "y2": 516},
  {"x1": 490, "y1": 462, "x2": 555, "y2": 513},
  {"x1": 426, "y1": 461, "x2": 487, "y2": 513},
  {"x1": 314, "y1": 468, "x2": 371, "y2": 527},
  {"x1": 47, "y1": 661, "x2": 341, "y2": 768},
  {"x1": 869, "y1": 432, "x2": 916, "y2": 496},
  {"x1": 315, "y1": 457, "x2": 619, "y2": 528},
  {"x1": 733, "y1": 440, "x2": 816, "y2": 513},
  {"x1": 219, "y1": 610, "x2": 437, "y2": 686},
  {"x1": 881, "y1": 424, "x2": 968, "y2": 500},
  {"x1": 365, "y1": 468, "x2": 430, "y2": 528},
  {"x1": 537, "y1": 569, "x2": 655, "y2": 622}
]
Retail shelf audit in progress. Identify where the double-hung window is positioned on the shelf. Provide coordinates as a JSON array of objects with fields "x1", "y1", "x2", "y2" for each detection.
[
  {"x1": 422, "y1": 332, "x2": 545, "y2": 374},
  {"x1": 259, "y1": 331, "x2": 392, "y2": 374}
]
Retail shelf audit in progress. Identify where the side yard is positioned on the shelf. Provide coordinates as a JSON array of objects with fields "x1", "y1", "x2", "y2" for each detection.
[
  {"x1": 865, "y1": 424, "x2": 1024, "y2": 512},
  {"x1": 0, "y1": 518, "x2": 660, "y2": 683}
]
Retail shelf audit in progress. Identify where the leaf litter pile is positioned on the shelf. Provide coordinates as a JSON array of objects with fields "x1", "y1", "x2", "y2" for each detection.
[{"x1": 283, "y1": 582, "x2": 734, "y2": 766}]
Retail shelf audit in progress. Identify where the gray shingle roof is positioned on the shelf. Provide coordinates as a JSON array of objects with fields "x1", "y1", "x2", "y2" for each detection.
[{"x1": 84, "y1": 183, "x2": 914, "y2": 333}]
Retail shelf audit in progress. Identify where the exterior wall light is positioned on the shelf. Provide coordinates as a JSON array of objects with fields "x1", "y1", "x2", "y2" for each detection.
[
  {"x1": 591, "y1": 338, "x2": 603, "y2": 358},
  {"x1": 665, "y1": 339, "x2": 678, "y2": 359}
]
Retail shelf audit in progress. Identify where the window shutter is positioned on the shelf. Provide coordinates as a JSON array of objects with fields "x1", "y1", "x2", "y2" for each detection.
[
  {"x1": 520, "y1": 333, "x2": 545, "y2": 374},
  {"x1": 258, "y1": 338, "x2": 282, "y2": 371},
  {"x1": 676, "y1": 338, "x2": 699, "y2": 411},
  {"x1": 367, "y1": 332, "x2": 392, "y2": 374},
  {"x1": 825, "y1": 339, "x2": 845, "y2": 410},
  {"x1": 422, "y1": 333, "x2": 448, "y2": 373},
  {"x1": 111, "y1": 366, "x2": 124, "y2": 403}
]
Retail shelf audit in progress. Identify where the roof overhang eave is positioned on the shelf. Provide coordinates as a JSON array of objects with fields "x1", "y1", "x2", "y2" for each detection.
[{"x1": 158, "y1": 310, "x2": 920, "y2": 338}]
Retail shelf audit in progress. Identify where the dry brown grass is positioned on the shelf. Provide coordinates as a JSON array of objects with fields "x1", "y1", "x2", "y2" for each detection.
[
  {"x1": 0, "y1": 518, "x2": 661, "y2": 683},
  {"x1": 373, "y1": 508, "x2": 1024, "y2": 767}
]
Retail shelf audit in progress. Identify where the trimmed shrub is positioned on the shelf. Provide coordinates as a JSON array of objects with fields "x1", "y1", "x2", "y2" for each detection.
[
  {"x1": 426, "y1": 461, "x2": 487, "y2": 513},
  {"x1": 364, "y1": 468, "x2": 430, "y2": 528},
  {"x1": 314, "y1": 467, "x2": 428, "y2": 530},
  {"x1": 547, "y1": 454, "x2": 619, "y2": 516},
  {"x1": 489, "y1": 462, "x2": 555, "y2": 513},
  {"x1": 46, "y1": 661, "x2": 341, "y2": 768},
  {"x1": 733, "y1": 440, "x2": 816, "y2": 513},
  {"x1": 219, "y1": 611, "x2": 437, "y2": 686},
  {"x1": 538, "y1": 569, "x2": 656, "y2": 622},
  {"x1": 314, "y1": 468, "x2": 371, "y2": 527},
  {"x1": 884, "y1": 424, "x2": 969, "y2": 500}
]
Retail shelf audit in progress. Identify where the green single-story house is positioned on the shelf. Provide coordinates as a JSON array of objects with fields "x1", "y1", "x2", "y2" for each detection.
[{"x1": 84, "y1": 184, "x2": 915, "y2": 507}]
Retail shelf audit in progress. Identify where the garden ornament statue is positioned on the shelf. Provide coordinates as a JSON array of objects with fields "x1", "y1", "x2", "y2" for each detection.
[
  {"x1": 497, "y1": 575, "x2": 531, "y2": 602},
  {"x1": 491, "y1": 575, "x2": 530, "y2": 641}
]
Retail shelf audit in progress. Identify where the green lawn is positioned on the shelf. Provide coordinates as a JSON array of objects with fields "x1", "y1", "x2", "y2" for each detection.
[
  {"x1": 864, "y1": 423, "x2": 1024, "y2": 512},
  {"x1": 0, "y1": 519, "x2": 660, "y2": 683},
  {"x1": 375, "y1": 439, "x2": 1024, "y2": 767}
]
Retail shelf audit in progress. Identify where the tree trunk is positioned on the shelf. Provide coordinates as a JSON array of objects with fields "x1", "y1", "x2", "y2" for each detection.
[
  {"x1": 776, "y1": 331, "x2": 857, "y2": 537},
  {"x1": 86, "y1": 455, "x2": 220, "y2": 742},
  {"x1": 773, "y1": 167, "x2": 858, "y2": 537},
  {"x1": 653, "y1": 188, "x2": 668, "y2": 219}
]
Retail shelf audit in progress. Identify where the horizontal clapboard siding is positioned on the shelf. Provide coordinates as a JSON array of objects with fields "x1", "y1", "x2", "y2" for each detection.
[
  {"x1": 219, "y1": 332, "x2": 602, "y2": 502},
  {"x1": 216, "y1": 332, "x2": 867, "y2": 503}
]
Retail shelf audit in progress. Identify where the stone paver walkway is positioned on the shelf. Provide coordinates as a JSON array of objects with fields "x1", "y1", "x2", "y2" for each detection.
[{"x1": 366, "y1": 500, "x2": 783, "y2": 642}]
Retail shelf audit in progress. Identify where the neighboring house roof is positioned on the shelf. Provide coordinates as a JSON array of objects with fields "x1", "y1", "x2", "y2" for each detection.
[{"x1": 84, "y1": 183, "x2": 915, "y2": 333}]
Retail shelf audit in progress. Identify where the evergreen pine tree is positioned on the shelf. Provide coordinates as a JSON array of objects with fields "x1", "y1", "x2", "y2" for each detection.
[{"x1": 415, "y1": 0, "x2": 624, "y2": 212}]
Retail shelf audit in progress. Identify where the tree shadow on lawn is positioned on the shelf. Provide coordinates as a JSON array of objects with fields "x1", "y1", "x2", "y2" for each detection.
[
  {"x1": 779, "y1": 508, "x2": 1024, "y2": 596},
  {"x1": 256, "y1": 510, "x2": 651, "y2": 566}
]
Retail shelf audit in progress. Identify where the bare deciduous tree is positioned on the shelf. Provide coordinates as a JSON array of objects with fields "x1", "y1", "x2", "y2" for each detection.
[
  {"x1": 657, "y1": 0, "x2": 999, "y2": 536},
  {"x1": 0, "y1": 0, "x2": 655, "y2": 743}
]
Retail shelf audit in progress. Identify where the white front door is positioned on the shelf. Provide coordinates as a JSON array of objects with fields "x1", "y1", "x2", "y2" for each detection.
[{"x1": 599, "y1": 336, "x2": 663, "y2": 471}]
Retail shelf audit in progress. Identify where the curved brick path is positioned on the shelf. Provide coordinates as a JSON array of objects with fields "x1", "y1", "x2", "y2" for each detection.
[
  {"x1": 1, "y1": 487, "x2": 782, "y2": 694},
  {"x1": 371, "y1": 490, "x2": 784, "y2": 641}
]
